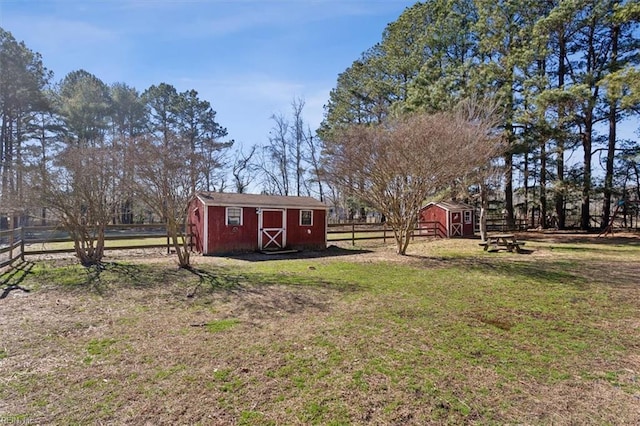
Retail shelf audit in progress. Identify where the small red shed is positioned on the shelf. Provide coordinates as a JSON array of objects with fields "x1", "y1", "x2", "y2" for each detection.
[
  {"x1": 189, "y1": 192, "x2": 328, "y2": 255},
  {"x1": 419, "y1": 201, "x2": 475, "y2": 238}
]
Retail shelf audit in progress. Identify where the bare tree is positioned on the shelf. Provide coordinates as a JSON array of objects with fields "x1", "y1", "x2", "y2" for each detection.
[
  {"x1": 453, "y1": 98, "x2": 504, "y2": 241},
  {"x1": 291, "y1": 97, "x2": 305, "y2": 196},
  {"x1": 305, "y1": 129, "x2": 325, "y2": 202},
  {"x1": 131, "y1": 135, "x2": 197, "y2": 268},
  {"x1": 41, "y1": 146, "x2": 118, "y2": 265},
  {"x1": 136, "y1": 83, "x2": 231, "y2": 268},
  {"x1": 232, "y1": 145, "x2": 257, "y2": 194},
  {"x1": 38, "y1": 70, "x2": 115, "y2": 266},
  {"x1": 257, "y1": 99, "x2": 322, "y2": 197},
  {"x1": 324, "y1": 108, "x2": 502, "y2": 255},
  {"x1": 259, "y1": 113, "x2": 290, "y2": 195}
]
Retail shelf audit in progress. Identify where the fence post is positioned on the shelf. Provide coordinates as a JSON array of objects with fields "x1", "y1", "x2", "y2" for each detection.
[
  {"x1": 351, "y1": 223, "x2": 355, "y2": 246},
  {"x1": 383, "y1": 222, "x2": 386, "y2": 244},
  {"x1": 9, "y1": 226, "x2": 14, "y2": 262},
  {"x1": 20, "y1": 227, "x2": 25, "y2": 262}
]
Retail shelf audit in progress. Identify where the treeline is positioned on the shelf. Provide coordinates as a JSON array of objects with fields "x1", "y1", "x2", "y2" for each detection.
[
  {"x1": 0, "y1": 28, "x2": 239, "y2": 265},
  {"x1": 2, "y1": 0, "x2": 639, "y2": 241},
  {"x1": 0, "y1": 26, "x2": 335, "y2": 265},
  {"x1": 0, "y1": 28, "x2": 231, "y2": 224},
  {"x1": 0, "y1": 27, "x2": 332, "y2": 232},
  {"x1": 319, "y1": 0, "x2": 640, "y2": 230}
]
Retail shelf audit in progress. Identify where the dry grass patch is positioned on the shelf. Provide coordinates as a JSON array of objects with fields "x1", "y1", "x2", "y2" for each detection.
[{"x1": 1, "y1": 233, "x2": 639, "y2": 424}]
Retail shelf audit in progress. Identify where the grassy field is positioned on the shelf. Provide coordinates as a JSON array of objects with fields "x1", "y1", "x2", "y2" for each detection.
[{"x1": 1, "y1": 233, "x2": 639, "y2": 425}]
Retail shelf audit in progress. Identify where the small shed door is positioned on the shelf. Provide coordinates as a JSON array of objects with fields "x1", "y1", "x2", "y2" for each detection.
[
  {"x1": 450, "y1": 211, "x2": 463, "y2": 237},
  {"x1": 259, "y1": 209, "x2": 286, "y2": 250}
]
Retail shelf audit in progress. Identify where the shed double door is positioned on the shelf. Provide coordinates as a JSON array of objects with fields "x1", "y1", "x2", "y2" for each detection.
[
  {"x1": 450, "y1": 211, "x2": 463, "y2": 237},
  {"x1": 259, "y1": 209, "x2": 286, "y2": 250}
]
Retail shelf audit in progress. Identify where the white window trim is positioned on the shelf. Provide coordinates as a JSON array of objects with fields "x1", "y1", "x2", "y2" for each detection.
[
  {"x1": 300, "y1": 209, "x2": 313, "y2": 226},
  {"x1": 464, "y1": 210, "x2": 472, "y2": 224},
  {"x1": 226, "y1": 207, "x2": 243, "y2": 226}
]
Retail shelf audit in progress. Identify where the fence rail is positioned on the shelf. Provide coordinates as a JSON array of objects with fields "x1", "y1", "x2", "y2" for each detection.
[
  {"x1": 0, "y1": 227, "x2": 25, "y2": 270},
  {"x1": 327, "y1": 221, "x2": 446, "y2": 245},
  {"x1": 480, "y1": 218, "x2": 528, "y2": 232},
  {"x1": 0, "y1": 221, "x2": 469, "y2": 271},
  {"x1": 22, "y1": 223, "x2": 169, "y2": 244},
  {"x1": 1, "y1": 222, "x2": 446, "y2": 268},
  {"x1": 1, "y1": 224, "x2": 188, "y2": 260}
]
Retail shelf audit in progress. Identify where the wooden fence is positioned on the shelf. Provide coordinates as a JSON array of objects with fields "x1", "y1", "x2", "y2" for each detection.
[
  {"x1": 327, "y1": 221, "x2": 446, "y2": 245},
  {"x1": 0, "y1": 221, "x2": 445, "y2": 270},
  {"x1": 20, "y1": 223, "x2": 180, "y2": 255},
  {"x1": 0, "y1": 227, "x2": 25, "y2": 270},
  {"x1": 483, "y1": 218, "x2": 528, "y2": 232}
]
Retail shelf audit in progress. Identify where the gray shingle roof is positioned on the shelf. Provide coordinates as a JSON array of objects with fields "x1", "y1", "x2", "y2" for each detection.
[
  {"x1": 422, "y1": 201, "x2": 474, "y2": 211},
  {"x1": 197, "y1": 192, "x2": 328, "y2": 209}
]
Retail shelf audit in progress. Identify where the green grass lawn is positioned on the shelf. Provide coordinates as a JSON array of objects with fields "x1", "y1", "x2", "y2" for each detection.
[{"x1": 1, "y1": 235, "x2": 639, "y2": 424}]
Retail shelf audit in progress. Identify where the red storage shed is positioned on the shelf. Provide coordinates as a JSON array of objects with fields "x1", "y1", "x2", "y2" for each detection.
[
  {"x1": 189, "y1": 192, "x2": 328, "y2": 255},
  {"x1": 419, "y1": 201, "x2": 475, "y2": 238}
]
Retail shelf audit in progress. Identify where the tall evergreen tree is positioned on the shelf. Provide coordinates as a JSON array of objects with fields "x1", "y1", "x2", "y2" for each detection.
[
  {"x1": 110, "y1": 82, "x2": 146, "y2": 223},
  {"x1": 0, "y1": 28, "x2": 51, "y2": 226}
]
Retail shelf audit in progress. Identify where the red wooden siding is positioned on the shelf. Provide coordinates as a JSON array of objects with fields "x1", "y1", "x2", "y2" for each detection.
[
  {"x1": 285, "y1": 209, "x2": 326, "y2": 250},
  {"x1": 420, "y1": 205, "x2": 448, "y2": 236},
  {"x1": 206, "y1": 206, "x2": 259, "y2": 253}
]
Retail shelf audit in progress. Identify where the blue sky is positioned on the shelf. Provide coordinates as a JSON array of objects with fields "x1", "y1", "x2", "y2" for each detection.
[{"x1": 1, "y1": 0, "x2": 416, "y2": 149}]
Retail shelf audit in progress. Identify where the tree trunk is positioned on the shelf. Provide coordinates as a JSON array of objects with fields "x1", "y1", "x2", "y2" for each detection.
[
  {"x1": 540, "y1": 139, "x2": 547, "y2": 229},
  {"x1": 602, "y1": 24, "x2": 619, "y2": 230},
  {"x1": 581, "y1": 119, "x2": 593, "y2": 231},
  {"x1": 72, "y1": 225, "x2": 106, "y2": 267},
  {"x1": 479, "y1": 183, "x2": 489, "y2": 241},
  {"x1": 555, "y1": 25, "x2": 567, "y2": 230},
  {"x1": 523, "y1": 147, "x2": 529, "y2": 227},
  {"x1": 504, "y1": 151, "x2": 515, "y2": 229},
  {"x1": 602, "y1": 100, "x2": 617, "y2": 229},
  {"x1": 167, "y1": 216, "x2": 191, "y2": 268}
]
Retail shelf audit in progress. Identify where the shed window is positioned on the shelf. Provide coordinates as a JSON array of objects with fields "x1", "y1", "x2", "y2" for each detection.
[
  {"x1": 300, "y1": 210, "x2": 313, "y2": 226},
  {"x1": 226, "y1": 207, "x2": 243, "y2": 226},
  {"x1": 464, "y1": 210, "x2": 472, "y2": 224}
]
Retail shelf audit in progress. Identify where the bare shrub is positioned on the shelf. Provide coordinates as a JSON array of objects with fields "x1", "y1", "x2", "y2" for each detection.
[{"x1": 324, "y1": 106, "x2": 502, "y2": 254}]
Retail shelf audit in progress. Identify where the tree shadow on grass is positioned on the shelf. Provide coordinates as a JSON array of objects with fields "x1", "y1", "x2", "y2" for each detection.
[
  {"x1": 46, "y1": 259, "x2": 362, "y2": 314},
  {"x1": 221, "y1": 245, "x2": 373, "y2": 262},
  {"x1": 184, "y1": 265, "x2": 361, "y2": 300},
  {"x1": 404, "y1": 253, "x2": 588, "y2": 289},
  {"x1": 45, "y1": 261, "x2": 185, "y2": 295},
  {"x1": 183, "y1": 265, "x2": 362, "y2": 318},
  {"x1": 0, "y1": 260, "x2": 34, "y2": 300}
]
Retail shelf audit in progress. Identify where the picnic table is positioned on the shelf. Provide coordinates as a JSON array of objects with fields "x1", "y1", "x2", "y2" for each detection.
[{"x1": 479, "y1": 234, "x2": 525, "y2": 253}]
